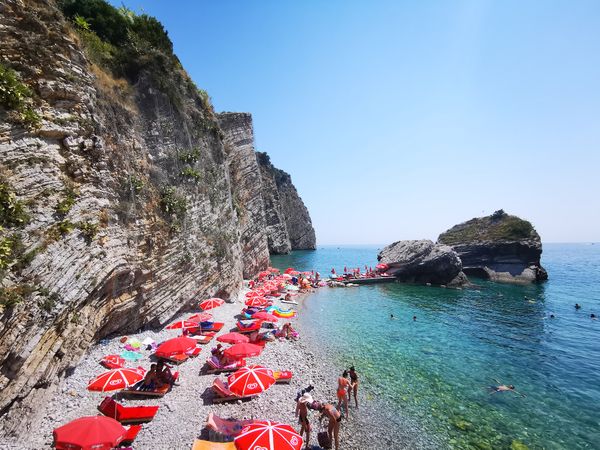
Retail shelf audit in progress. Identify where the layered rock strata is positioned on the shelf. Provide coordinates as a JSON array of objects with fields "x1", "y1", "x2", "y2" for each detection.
[
  {"x1": 438, "y1": 210, "x2": 547, "y2": 283},
  {"x1": 378, "y1": 240, "x2": 466, "y2": 286},
  {"x1": 257, "y1": 152, "x2": 316, "y2": 253},
  {"x1": 0, "y1": 0, "x2": 314, "y2": 435},
  {"x1": 219, "y1": 113, "x2": 270, "y2": 278}
]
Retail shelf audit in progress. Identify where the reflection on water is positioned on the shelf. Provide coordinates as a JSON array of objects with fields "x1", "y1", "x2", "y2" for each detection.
[{"x1": 272, "y1": 244, "x2": 600, "y2": 449}]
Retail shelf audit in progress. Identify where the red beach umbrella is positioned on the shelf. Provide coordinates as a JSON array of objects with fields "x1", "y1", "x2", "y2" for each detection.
[
  {"x1": 100, "y1": 354, "x2": 125, "y2": 370},
  {"x1": 376, "y1": 263, "x2": 389, "y2": 270},
  {"x1": 252, "y1": 311, "x2": 278, "y2": 322},
  {"x1": 87, "y1": 367, "x2": 145, "y2": 392},
  {"x1": 155, "y1": 336, "x2": 197, "y2": 358},
  {"x1": 245, "y1": 291, "x2": 261, "y2": 298},
  {"x1": 267, "y1": 267, "x2": 280, "y2": 273},
  {"x1": 227, "y1": 365, "x2": 276, "y2": 396},
  {"x1": 188, "y1": 312, "x2": 213, "y2": 322},
  {"x1": 284, "y1": 268, "x2": 295, "y2": 274},
  {"x1": 217, "y1": 332, "x2": 250, "y2": 344},
  {"x1": 166, "y1": 320, "x2": 199, "y2": 330},
  {"x1": 234, "y1": 421, "x2": 303, "y2": 450},
  {"x1": 199, "y1": 297, "x2": 225, "y2": 310},
  {"x1": 53, "y1": 416, "x2": 127, "y2": 450},
  {"x1": 223, "y1": 342, "x2": 263, "y2": 359},
  {"x1": 245, "y1": 297, "x2": 270, "y2": 307}
]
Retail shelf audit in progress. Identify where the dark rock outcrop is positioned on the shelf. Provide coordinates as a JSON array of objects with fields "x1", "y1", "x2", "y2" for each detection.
[
  {"x1": 257, "y1": 152, "x2": 316, "y2": 253},
  {"x1": 438, "y1": 210, "x2": 547, "y2": 283},
  {"x1": 377, "y1": 240, "x2": 466, "y2": 286}
]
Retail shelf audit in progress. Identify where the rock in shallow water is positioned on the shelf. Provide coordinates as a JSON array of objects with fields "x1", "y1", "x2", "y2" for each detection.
[{"x1": 378, "y1": 239, "x2": 466, "y2": 286}]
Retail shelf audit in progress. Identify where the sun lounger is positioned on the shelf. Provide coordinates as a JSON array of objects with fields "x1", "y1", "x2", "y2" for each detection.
[
  {"x1": 190, "y1": 334, "x2": 215, "y2": 345},
  {"x1": 273, "y1": 370, "x2": 293, "y2": 384},
  {"x1": 211, "y1": 378, "x2": 256, "y2": 403},
  {"x1": 192, "y1": 440, "x2": 236, "y2": 450},
  {"x1": 156, "y1": 347, "x2": 201, "y2": 364},
  {"x1": 98, "y1": 396, "x2": 159, "y2": 424},
  {"x1": 199, "y1": 322, "x2": 224, "y2": 332},
  {"x1": 120, "y1": 424, "x2": 142, "y2": 446},
  {"x1": 205, "y1": 412, "x2": 256, "y2": 440},
  {"x1": 122, "y1": 382, "x2": 171, "y2": 397},
  {"x1": 235, "y1": 320, "x2": 263, "y2": 334},
  {"x1": 205, "y1": 356, "x2": 246, "y2": 374}
]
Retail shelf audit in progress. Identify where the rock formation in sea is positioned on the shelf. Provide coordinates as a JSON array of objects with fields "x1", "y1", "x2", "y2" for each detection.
[
  {"x1": 257, "y1": 152, "x2": 316, "y2": 253},
  {"x1": 377, "y1": 240, "x2": 467, "y2": 286},
  {"x1": 437, "y1": 210, "x2": 548, "y2": 283},
  {"x1": 0, "y1": 0, "x2": 314, "y2": 435}
]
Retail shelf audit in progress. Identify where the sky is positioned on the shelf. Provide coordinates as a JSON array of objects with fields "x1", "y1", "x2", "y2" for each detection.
[{"x1": 111, "y1": 0, "x2": 600, "y2": 244}]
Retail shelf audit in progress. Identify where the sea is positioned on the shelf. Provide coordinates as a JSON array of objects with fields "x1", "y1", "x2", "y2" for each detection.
[{"x1": 271, "y1": 243, "x2": 600, "y2": 450}]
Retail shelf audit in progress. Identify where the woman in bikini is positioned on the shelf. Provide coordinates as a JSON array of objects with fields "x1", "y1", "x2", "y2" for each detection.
[
  {"x1": 336, "y1": 370, "x2": 351, "y2": 417},
  {"x1": 348, "y1": 366, "x2": 359, "y2": 408},
  {"x1": 315, "y1": 402, "x2": 341, "y2": 450}
]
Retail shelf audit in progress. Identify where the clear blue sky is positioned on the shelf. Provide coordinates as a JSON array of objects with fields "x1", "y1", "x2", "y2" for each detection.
[{"x1": 111, "y1": 0, "x2": 600, "y2": 244}]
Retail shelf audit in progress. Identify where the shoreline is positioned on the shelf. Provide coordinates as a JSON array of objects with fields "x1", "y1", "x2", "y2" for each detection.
[{"x1": 6, "y1": 285, "x2": 439, "y2": 450}]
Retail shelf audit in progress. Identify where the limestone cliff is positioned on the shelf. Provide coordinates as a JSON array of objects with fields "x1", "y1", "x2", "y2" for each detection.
[
  {"x1": 218, "y1": 113, "x2": 270, "y2": 278},
  {"x1": 438, "y1": 210, "x2": 547, "y2": 283},
  {"x1": 0, "y1": 0, "x2": 314, "y2": 435},
  {"x1": 257, "y1": 152, "x2": 316, "y2": 253}
]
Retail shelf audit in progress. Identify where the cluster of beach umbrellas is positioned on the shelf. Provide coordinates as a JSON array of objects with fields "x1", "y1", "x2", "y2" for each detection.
[{"x1": 54, "y1": 273, "x2": 306, "y2": 450}]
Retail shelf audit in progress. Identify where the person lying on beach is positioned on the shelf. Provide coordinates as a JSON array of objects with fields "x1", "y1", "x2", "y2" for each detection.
[
  {"x1": 337, "y1": 371, "x2": 351, "y2": 417},
  {"x1": 311, "y1": 401, "x2": 341, "y2": 450},
  {"x1": 348, "y1": 366, "x2": 359, "y2": 408},
  {"x1": 295, "y1": 393, "x2": 313, "y2": 448}
]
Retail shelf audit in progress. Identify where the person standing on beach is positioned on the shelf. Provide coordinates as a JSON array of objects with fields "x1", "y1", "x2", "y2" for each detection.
[
  {"x1": 348, "y1": 366, "x2": 359, "y2": 408},
  {"x1": 337, "y1": 371, "x2": 351, "y2": 417},
  {"x1": 295, "y1": 393, "x2": 313, "y2": 448}
]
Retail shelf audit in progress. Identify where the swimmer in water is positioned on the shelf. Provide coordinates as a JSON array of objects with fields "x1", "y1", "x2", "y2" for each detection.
[
  {"x1": 575, "y1": 303, "x2": 581, "y2": 310},
  {"x1": 487, "y1": 379, "x2": 526, "y2": 397}
]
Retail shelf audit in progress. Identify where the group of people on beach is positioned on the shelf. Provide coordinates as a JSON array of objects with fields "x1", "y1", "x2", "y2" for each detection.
[
  {"x1": 295, "y1": 366, "x2": 359, "y2": 450},
  {"x1": 137, "y1": 360, "x2": 175, "y2": 391}
]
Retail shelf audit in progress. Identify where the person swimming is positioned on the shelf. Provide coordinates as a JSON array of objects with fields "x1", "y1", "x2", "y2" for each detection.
[
  {"x1": 575, "y1": 303, "x2": 582, "y2": 309},
  {"x1": 487, "y1": 379, "x2": 526, "y2": 397},
  {"x1": 591, "y1": 313, "x2": 597, "y2": 320}
]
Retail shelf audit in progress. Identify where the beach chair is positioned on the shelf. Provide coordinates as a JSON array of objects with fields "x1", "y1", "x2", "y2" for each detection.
[
  {"x1": 120, "y1": 424, "x2": 142, "y2": 446},
  {"x1": 157, "y1": 347, "x2": 201, "y2": 364},
  {"x1": 200, "y1": 322, "x2": 225, "y2": 333},
  {"x1": 211, "y1": 378, "x2": 256, "y2": 403},
  {"x1": 205, "y1": 356, "x2": 246, "y2": 374},
  {"x1": 190, "y1": 334, "x2": 215, "y2": 345},
  {"x1": 192, "y1": 440, "x2": 236, "y2": 450},
  {"x1": 98, "y1": 397, "x2": 159, "y2": 424},
  {"x1": 273, "y1": 370, "x2": 293, "y2": 384},
  {"x1": 205, "y1": 412, "x2": 256, "y2": 440},
  {"x1": 235, "y1": 320, "x2": 263, "y2": 334},
  {"x1": 122, "y1": 382, "x2": 171, "y2": 398}
]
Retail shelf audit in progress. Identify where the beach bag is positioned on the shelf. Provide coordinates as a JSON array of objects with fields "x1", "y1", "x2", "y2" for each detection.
[{"x1": 318, "y1": 430, "x2": 332, "y2": 449}]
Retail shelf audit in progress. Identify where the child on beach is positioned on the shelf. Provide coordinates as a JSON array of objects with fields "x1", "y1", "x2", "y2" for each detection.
[{"x1": 295, "y1": 393, "x2": 313, "y2": 448}]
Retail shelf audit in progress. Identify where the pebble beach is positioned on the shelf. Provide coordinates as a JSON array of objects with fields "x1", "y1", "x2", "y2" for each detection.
[{"x1": 11, "y1": 286, "x2": 437, "y2": 450}]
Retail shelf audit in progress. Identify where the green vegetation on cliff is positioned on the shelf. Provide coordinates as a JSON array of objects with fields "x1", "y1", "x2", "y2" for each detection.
[
  {"x1": 438, "y1": 210, "x2": 537, "y2": 245},
  {"x1": 0, "y1": 63, "x2": 41, "y2": 128}
]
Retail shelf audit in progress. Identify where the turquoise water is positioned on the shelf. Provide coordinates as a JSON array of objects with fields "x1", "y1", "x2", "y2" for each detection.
[{"x1": 271, "y1": 244, "x2": 600, "y2": 449}]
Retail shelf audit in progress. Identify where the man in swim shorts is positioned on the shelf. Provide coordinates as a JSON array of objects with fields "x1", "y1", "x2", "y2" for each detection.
[{"x1": 295, "y1": 393, "x2": 313, "y2": 448}]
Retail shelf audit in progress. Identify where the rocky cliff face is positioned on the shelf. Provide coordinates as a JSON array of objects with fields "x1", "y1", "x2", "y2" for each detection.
[
  {"x1": 438, "y1": 210, "x2": 547, "y2": 283},
  {"x1": 378, "y1": 240, "x2": 466, "y2": 286},
  {"x1": 0, "y1": 0, "x2": 314, "y2": 435},
  {"x1": 257, "y1": 152, "x2": 316, "y2": 253},
  {"x1": 218, "y1": 113, "x2": 270, "y2": 278}
]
